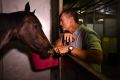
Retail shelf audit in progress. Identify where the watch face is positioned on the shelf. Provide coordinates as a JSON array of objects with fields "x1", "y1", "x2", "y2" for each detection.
[{"x1": 69, "y1": 46, "x2": 73, "y2": 50}]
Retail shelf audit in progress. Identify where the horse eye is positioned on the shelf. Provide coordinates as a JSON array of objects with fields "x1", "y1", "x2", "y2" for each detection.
[{"x1": 33, "y1": 24, "x2": 37, "y2": 28}]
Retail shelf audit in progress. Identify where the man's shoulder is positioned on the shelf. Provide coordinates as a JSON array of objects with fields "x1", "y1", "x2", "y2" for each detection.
[{"x1": 80, "y1": 24, "x2": 97, "y2": 35}]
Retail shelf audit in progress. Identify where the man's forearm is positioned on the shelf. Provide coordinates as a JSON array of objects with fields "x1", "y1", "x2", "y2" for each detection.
[{"x1": 71, "y1": 48, "x2": 103, "y2": 64}]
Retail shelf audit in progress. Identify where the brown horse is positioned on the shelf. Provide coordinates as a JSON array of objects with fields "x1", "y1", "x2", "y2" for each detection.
[{"x1": 0, "y1": 2, "x2": 52, "y2": 58}]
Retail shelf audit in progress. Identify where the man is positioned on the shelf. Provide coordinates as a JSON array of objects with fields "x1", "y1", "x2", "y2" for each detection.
[
  {"x1": 54, "y1": 9, "x2": 103, "y2": 72},
  {"x1": 52, "y1": 9, "x2": 103, "y2": 80}
]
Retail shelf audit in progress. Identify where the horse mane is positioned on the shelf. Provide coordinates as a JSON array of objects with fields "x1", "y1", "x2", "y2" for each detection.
[{"x1": 0, "y1": 11, "x2": 34, "y2": 36}]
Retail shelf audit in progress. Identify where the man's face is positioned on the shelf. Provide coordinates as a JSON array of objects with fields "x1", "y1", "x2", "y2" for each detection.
[{"x1": 60, "y1": 14, "x2": 72, "y2": 31}]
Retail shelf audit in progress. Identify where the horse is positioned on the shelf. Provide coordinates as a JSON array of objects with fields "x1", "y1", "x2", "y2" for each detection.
[{"x1": 0, "y1": 2, "x2": 52, "y2": 58}]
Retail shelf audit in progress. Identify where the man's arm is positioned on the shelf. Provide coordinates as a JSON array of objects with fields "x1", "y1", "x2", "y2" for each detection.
[
  {"x1": 70, "y1": 48, "x2": 103, "y2": 64},
  {"x1": 55, "y1": 32, "x2": 103, "y2": 64}
]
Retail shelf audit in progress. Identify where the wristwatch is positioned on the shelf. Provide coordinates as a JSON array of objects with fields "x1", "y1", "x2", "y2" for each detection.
[{"x1": 68, "y1": 46, "x2": 74, "y2": 52}]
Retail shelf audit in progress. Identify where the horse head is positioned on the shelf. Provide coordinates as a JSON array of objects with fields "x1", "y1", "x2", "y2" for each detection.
[{"x1": 0, "y1": 2, "x2": 52, "y2": 58}]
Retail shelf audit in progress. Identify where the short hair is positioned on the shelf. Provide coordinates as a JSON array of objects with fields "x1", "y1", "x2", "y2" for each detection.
[{"x1": 60, "y1": 9, "x2": 79, "y2": 23}]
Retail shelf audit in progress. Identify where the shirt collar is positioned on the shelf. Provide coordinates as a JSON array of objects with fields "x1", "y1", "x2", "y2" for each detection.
[{"x1": 73, "y1": 26, "x2": 81, "y2": 35}]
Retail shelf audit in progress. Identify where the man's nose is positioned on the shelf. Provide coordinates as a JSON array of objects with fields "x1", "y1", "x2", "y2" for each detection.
[{"x1": 60, "y1": 22, "x2": 62, "y2": 26}]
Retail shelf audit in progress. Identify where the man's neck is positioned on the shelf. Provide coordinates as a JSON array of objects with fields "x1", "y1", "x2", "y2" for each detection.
[{"x1": 70, "y1": 23, "x2": 79, "y2": 33}]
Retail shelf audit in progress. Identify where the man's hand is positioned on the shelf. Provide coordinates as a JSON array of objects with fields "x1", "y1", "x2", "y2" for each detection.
[
  {"x1": 54, "y1": 46, "x2": 69, "y2": 55},
  {"x1": 64, "y1": 33, "x2": 76, "y2": 42}
]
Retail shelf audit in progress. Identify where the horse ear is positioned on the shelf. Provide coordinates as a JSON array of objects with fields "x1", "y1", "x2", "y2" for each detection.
[
  {"x1": 32, "y1": 9, "x2": 36, "y2": 14},
  {"x1": 25, "y1": 2, "x2": 30, "y2": 12}
]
